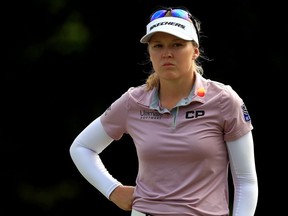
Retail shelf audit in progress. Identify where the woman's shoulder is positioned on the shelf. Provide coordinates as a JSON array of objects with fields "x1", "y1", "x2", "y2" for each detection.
[
  {"x1": 201, "y1": 76, "x2": 238, "y2": 96},
  {"x1": 127, "y1": 84, "x2": 153, "y2": 94},
  {"x1": 197, "y1": 74, "x2": 243, "y2": 103},
  {"x1": 126, "y1": 84, "x2": 154, "y2": 106}
]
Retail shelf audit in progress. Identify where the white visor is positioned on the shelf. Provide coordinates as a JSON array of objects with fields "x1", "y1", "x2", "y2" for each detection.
[{"x1": 140, "y1": 16, "x2": 199, "y2": 45}]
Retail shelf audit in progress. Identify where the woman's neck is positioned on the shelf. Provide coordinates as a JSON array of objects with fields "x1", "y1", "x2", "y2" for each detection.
[{"x1": 158, "y1": 74, "x2": 195, "y2": 110}]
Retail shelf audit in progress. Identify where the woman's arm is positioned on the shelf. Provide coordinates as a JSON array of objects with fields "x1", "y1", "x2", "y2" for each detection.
[
  {"x1": 69, "y1": 117, "x2": 122, "y2": 198},
  {"x1": 226, "y1": 131, "x2": 258, "y2": 216}
]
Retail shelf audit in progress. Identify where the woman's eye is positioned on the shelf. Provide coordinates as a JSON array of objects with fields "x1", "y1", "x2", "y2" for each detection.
[
  {"x1": 153, "y1": 44, "x2": 163, "y2": 48},
  {"x1": 173, "y1": 43, "x2": 183, "y2": 47}
]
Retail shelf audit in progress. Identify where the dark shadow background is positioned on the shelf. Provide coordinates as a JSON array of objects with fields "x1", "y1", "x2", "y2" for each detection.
[{"x1": 3, "y1": 0, "x2": 285, "y2": 215}]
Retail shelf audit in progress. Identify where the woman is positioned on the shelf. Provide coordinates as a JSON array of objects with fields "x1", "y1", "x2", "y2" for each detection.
[{"x1": 69, "y1": 6, "x2": 258, "y2": 216}]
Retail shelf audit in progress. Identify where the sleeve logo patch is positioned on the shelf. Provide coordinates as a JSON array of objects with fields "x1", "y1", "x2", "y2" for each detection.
[{"x1": 241, "y1": 104, "x2": 251, "y2": 121}]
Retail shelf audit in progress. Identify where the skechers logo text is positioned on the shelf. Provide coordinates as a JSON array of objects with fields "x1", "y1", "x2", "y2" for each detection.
[{"x1": 150, "y1": 22, "x2": 186, "y2": 31}]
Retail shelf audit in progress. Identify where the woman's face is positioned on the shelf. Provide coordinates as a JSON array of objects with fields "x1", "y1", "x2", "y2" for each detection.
[{"x1": 148, "y1": 32, "x2": 199, "y2": 81}]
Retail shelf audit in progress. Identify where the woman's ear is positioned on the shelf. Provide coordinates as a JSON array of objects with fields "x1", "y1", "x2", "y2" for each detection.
[{"x1": 193, "y1": 48, "x2": 200, "y2": 59}]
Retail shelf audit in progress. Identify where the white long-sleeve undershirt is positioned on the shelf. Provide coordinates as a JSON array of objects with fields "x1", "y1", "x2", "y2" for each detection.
[
  {"x1": 69, "y1": 117, "x2": 121, "y2": 199},
  {"x1": 227, "y1": 131, "x2": 258, "y2": 216}
]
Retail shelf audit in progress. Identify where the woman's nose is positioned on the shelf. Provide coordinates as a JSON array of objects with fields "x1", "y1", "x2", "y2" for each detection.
[{"x1": 162, "y1": 49, "x2": 173, "y2": 58}]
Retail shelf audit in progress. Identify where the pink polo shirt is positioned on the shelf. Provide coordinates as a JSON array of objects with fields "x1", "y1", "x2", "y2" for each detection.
[{"x1": 100, "y1": 72, "x2": 253, "y2": 216}]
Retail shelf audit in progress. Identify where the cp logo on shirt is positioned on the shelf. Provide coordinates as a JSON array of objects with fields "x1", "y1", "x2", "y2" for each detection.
[{"x1": 185, "y1": 110, "x2": 205, "y2": 119}]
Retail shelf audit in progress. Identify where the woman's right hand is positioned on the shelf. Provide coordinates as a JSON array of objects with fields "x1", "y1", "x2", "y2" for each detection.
[{"x1": 109, "y1": 185, "x2": 135, "y2": 211}]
